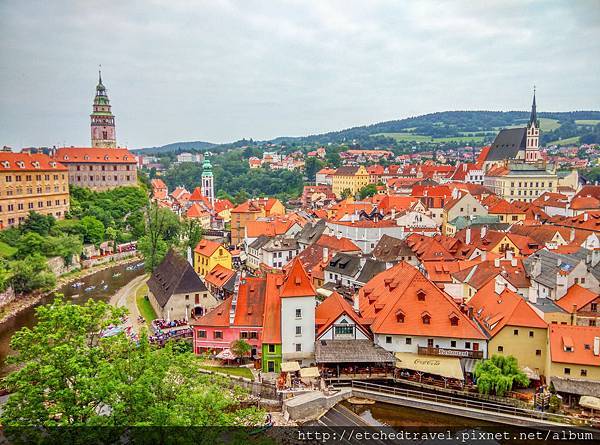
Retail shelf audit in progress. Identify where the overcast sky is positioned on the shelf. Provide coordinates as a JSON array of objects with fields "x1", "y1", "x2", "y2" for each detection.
[{"x1": 1, "y1": 0, "x2": 599, "y2": 149}]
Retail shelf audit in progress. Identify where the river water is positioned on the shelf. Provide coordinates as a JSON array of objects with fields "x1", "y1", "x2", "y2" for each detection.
[{"x1": 0, "y1": 261, "x2": 145, "y2": 376}]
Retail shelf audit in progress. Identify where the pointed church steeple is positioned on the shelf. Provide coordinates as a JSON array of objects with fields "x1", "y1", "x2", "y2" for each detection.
[
  {"x1": 528, "y1": 86, "x2": 538, "y2": 128},
  {"x1": 91, "y1": 68, "x2": 116, "y2": 148}
]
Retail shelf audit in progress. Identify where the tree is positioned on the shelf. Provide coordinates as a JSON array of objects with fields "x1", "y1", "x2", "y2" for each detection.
[
  {"x1": 9, "y1": 254, "x2": 55, "y2": 293},
  {"x1": 1, "y1": 298, "x2": 264, "y2": 428},
  {"x1": 79, "y1": 216, "x2": 105, "y2": 245},
  {"x1": 358, "y1": 183, "x2": 378, "y2": 199},
  {"x1": 340, "y1": 188, "x2": 352, "y2": 200},
  {"x1": 19, "y1": 212, "x2": 55, "y2": 236},
  {"x1": 474, "y1": 355, "x2": 529, "y2": 397},
  {"x1": 138, "y1": 204, "x2": 178, "y2": 271},
  {"x1": 230, "y1": 339, "x2": 252, "y2": 361},
  {"x1": 181, "y1": 218, "x2": 203, "y2": 252},
  {"x1": 305, "y1": 157, "x2": 325, "y2": 182}
]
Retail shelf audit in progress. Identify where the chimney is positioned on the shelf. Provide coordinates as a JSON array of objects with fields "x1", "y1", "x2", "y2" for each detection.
[
  {"x1": 481, "y1": 225, "x2": 488, "y2": 239},
  {"x1": 531, "y1": 256, "x2": 542, "y2": 278},
  {"x1": 594, "y1": 337, "x2": 600, "y2": 356},
  {"x1": 494, "y1": 258, "x2": 500, "y2": 267},
  {"x1": 511, "y1": 258, "x2": 517, "y2": 267},
  {"x1": 494, "y1": 276, "x2": 506, "y2": 295},
  {"x1": 353, "y1": 293, "x2": 360, "y2": 313},
  {"x1": 391, "y1": 208, "x2": 396, "y2": 219},
  {"x1": 481, "y1": 251, "x2": 487, "y2": 261},
  {"x1": 583, "y1": 213, "x2": 589, "y2": 222},
  {"x1": 322, "y1": 247, "x2": 329, "y2": 262},
  {"x1": 557, "y1": 257, "x2": 562, "y2": 267},
  {"x1": 465, "y1": 227, "x2": 472, "y2": 245},
  {"x1": 570, "y1": 228, "x2": 575, "y2": 242},
  {"x1": 506, "y1": 250, "x2": 513, "y2": 260}
]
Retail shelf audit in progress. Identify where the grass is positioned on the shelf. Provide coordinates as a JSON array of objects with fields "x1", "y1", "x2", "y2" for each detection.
[
  {"x1": 0, "y1": 241, "x2": 17, "y2": 258},
  {"x1": 135, "y1": 283, "x2": 157, "y2": 325},
  {"x1": 548, "y1": 136, "x2": 580, "y2": 146},
  {"x1": 199, "y1": 365, "x2": 254, "y2": 380},
  {"x1": 538, "y1": 118, "x2": 561, "y2": 131},
  {"x1": 576, "y1": 119, "x2": 600, "y2": 126},
  {"x1": 373, "y1": 132, "x2": 485, "y2": 143}
]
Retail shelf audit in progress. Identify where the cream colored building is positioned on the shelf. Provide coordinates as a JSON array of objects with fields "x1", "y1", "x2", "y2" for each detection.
[
  {"x1": 484, "y1": 162, "x2": 558, "y2": 203},
  {"x1": 0, "y1": 152, "x2": 70, "y2": 228}
]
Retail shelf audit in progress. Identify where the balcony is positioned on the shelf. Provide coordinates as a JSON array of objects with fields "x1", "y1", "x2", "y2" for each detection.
[{"x1": 418, "y1": 346, "x2": 483, "y2": 359}]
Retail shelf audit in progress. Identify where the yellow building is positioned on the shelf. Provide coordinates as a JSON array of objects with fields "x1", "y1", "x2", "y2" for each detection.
[
  {"x1": 547, "y1": 325, "x2": 600, "y2": 382},
  {"x1": 230, "y1": 198, "x2": 285, "y2": 246},
  {"x1": 194, "y1": 239, "x2": 232, "y2": 277},
  {"x1": 469, "y1": 284, "x2": 549, "y2": 378},
  {"x1": 0, "y1": 152, "x2": 70, "y2": 229},
  {"x1": 483, "y1": 162, "x2": 557, "y2": 203},
  {"x1": 331, "y1": 165, "x2": 370, "y2": 198}
]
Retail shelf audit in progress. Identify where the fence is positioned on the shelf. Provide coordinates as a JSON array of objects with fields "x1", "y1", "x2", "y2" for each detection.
[{"x1": 340, "y1": 380, "x2": 599, "y2": 429}]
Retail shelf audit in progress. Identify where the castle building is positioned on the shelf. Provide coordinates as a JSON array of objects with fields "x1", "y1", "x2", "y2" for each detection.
[
  {"x1": 91, "y1": 71, "x2": 116, "y2": 148},
  {"x1": 0, "y1": 152, "x2": 70, "y2": 228},
  {"x1": 53, "y1": 72, "x2": 137, "y2": 190}
]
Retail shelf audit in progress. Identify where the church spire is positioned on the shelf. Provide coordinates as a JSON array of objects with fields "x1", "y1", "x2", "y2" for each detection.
[
  {"x1": 528, "y1": 86, "x2": 538, "y2": 128},
  {"x1": 91, "y1": 69, "x2": 116, "y2": 148}
]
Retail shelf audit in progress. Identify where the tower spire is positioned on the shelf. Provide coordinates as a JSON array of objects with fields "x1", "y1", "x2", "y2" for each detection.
[
  {"x1": 528, "y1": 85, "x2": 538, "y2": 128},
  {"x1": 98, "y1": 65, "x2": 102, "y2": 85}
]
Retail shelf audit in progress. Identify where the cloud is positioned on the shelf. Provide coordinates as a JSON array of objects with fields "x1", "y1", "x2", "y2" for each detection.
[{"x1": 0, "y1": 0, "x2": 598, "y2": 148}]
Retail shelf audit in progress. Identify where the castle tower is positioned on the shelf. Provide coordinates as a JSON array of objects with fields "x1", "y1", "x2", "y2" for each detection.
[
  {"x1": 90, "y1": 70, "x2": 117, "y2": 148},
  {"x1": 201, "y1": 158, "x2": 214, "y2": 205},
  {"x1": 525, "y1": 87, "x2": 541, "y2": 163}
]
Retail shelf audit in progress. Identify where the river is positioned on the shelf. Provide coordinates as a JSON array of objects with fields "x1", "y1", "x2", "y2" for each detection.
[{"x1": 0, "y1": 261, "x2": 145, "y2": 376}]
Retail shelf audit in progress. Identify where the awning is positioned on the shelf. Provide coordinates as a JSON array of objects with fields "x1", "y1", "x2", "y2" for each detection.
[
  {"x1": 580, "y1": 396, "x2": 600, "y2": 410},
  {"x1": 300, "y1": 367, "x2": 320, "y2": 378},
  {"x1": 395, "y1": 352, "x2": 464, "y2": 380},
  {"x1": 215, "y1": 348, "x2": 235, "y2": 360},
  {"x1": 280, "y1": 361, "x2": 301, "y2": 373},
  {"x1": 462, "y1": 358, "x2": 480, "y2": 374},
  {"x1": 522, "y1": 366, "x2": 540, "y2": 380}
]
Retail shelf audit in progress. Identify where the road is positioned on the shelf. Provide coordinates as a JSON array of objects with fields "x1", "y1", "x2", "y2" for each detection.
[{"x1": 109, "y1": 274, "x2": 148, "y2": 334}]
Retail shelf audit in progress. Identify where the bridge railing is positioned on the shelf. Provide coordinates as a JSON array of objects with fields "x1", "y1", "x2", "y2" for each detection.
[{"x1": 345, "y1": 380, "x2": 599, "y2": 428}]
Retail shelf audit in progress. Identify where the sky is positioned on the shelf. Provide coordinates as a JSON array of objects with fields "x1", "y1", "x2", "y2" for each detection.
[{"x1": 1, "y1": 0, "x2": 599, "y2": 149}]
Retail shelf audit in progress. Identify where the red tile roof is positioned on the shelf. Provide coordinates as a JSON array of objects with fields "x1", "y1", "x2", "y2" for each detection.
[
  {"x1": 549, "y1": 324, "x2": 600, "y2": 366},
  {"x1": 55, "y1": 147, "x2": 136, "y2": 164},
  {"x1": 377, "y1": 195, "x2": 419, "y2": 214},
  {"x1": 359, "y1": 262, "x2": 486, "y2": 339},
  {"x1": 204, "y1": 264, "x2": 236, "y2": 289},
  {"x1": 315, "y1": 234, "x2": 361, "y2": 253},
  {"x1": 262, "y1": 272, "x2": 284, "y2": 343},
  {"x1": 469, "y1": 281, "x2": 546, "y2": 336},
  {"x1": 186, "y1": 203, "x2": 210, "y2": 219},
  {"x1": 0, "y1": 152, "x2": 67, "y2": 171},
  {"x1": 194, "y1": 239, "x2": 224, "y2": 257},
  {"x1": 556, "y1": 285, "x2": 599, "y2": 313},
  {"x1": 316, "y1": 292, "x2": 368, "y2": 337},
  {"x1": 279, "y1": 258, "x2": 316, "y2": 298}
]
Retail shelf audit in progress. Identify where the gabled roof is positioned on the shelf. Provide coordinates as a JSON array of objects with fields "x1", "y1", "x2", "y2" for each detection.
[
  {"x1": 316, "y1": 234, "x2": 361, "y2": 253},
  {"x1": 315, "y1": 292, "x2": 369, "y2": 337},
  {"x1": 549, "y1": 324, "x2": 600, "y2": 366},
  {"x1": 556, "y1": 285, "x2": 599, "y2": 313},
  {"x1": 468, "y1": 281, "x2": 546, "y2": 336},
  {"x1": 372, "y1": 234, "x2": 413, "y2": 262},
  {"x1": 262, "y1": 272, "x2": 284, "y2": 343},
  {"x1": 485, "y1": 128, "x2": 526, "y2": 162},
  {"x1": 488, "y1": 199, "x2": 526, "y2": 215},
  {"x1": 359, "y1": 262, "x2": 486, "y2": 339},
  {"x1": 204, "y1": 264, "x2": 236, "y2": 289},
  {"x1": 194, "y1": 239, "x2": 224, "y2": 257},
  {"x1": 451, "y1": 258, "x2": 530, "y2": 290},
  {"x1": 147, "y1": 249, "x2": 207, "y2": 308},
  {"x1": 279, "y1": 258, "x2": 316, "y2": 298},
  {"x1": 188, "y1": 187, "x2": 204, "y2": 201},
  {"x1": 55, "y1": 147, "x2": 136, "y2": 164},
  {"x1": 296, "y1": 219, "x2": 328, "y2": 245},
  {"x1": 186, "y1": 202, "x2": 210, "y2": 219},
  {"x1": 0, "y1": 152, "x2": 67, "y2": 171}
]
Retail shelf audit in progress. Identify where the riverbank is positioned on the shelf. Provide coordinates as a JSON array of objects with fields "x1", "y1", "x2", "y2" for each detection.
[{"x1": 0, "y1": 255, "x2": 142, "y2": 328}]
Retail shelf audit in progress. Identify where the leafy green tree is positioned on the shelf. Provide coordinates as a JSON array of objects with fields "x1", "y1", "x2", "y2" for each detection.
[
  {"x1": 230, "y1": 339, "x2": 252, "y2": 360},
  {"x1": 43, "y1": 235, "x2": 83, "y2": 263},
  {"x1": 15, "y1": 232, "x2": 45, "y2": 258},
  {"x1": 325, "y1": 149, "x2": 342, "y2": 167},
  {"x1": 138, "y1": 204, "x2": 178, "y2": 271},
  {"x1": 358, "y1": 183, "x2": 378, "y2": 199},
  {"x1": 1, "y1": 298, "x2": 264, "y2": 427},
  {"x1": 305, "y1": 157, "x2": 325, "y2": 182},
  {"x1": 79, "y1": 216, "x2": 105, "y2": 245},
  {"x1": 19, "y1": 212, "x2": 56, "y2": 236},
  {"x1": 181, "y1": 218, "x2": 203, "y2": 252},
  {"x1": 0, "y1": 259, "x2": 11, "y2": 292},
  {"x1": 340, "y1": 188, "x2": 352, "y2": 200},
  {"x1": 9, "y1": 254, "x2": 56, "y2": 293},
  {"x1": 474, "y1": 355, "x2": 529, "y2": 397}
]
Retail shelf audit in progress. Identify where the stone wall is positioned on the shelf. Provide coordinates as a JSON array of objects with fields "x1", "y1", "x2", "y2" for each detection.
[{"x1": 0, "y1": 287, "x2": 16, "y2": 308}]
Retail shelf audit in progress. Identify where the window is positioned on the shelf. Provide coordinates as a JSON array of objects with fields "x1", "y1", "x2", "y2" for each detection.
[
  {"x1": 529, "y1": 331, "x2": 534, "y2": 338},
  {"x1": 417, "y1": 290, "x2": 426, "y2": 301},
  {"x1": 581, "y1": 369, "x2": 587, "y2": 377},
  {"x1": 536, "y1": 350, "x2": 541, "y2": 356},
  {"x1": 591, "y1": 303, "x2": 598, "y2": 312},
  {"x1": 249, "y1": 332, "x2": 258, "y2": 339},
  {"x1": 295, "y1": 309, "x2": 302, "y2": 319},
  {"x1": 427, "y1": 338, "x2": 434, "y2": 348},
  {"x1": 334, "y1": 325, "x2": 354, "y2": 336},
  {"x1": 564, "y1": 368, "x2": 570, "y2": 375},
  {"x1": 214, "y1": 331, "x2": 223, "y2": 339},
  {"x1": 385, "y1": 336, "x2": 392, "y2": 344},
  {"x1": 295, "y1": 343, "x2": 302, "y2": 352},
  {"x1": 422, "y1": 314, "x2": 431, "y2": 324},
  {"x1": 465, "y1": 341, "x2": 471, "y2": 349},
  {"x1": 240, "y1": 332, "x2": 249, "y2": 339},
  {"x1": 198, "y1": 330, "x2": 206, "y2": 338},
  {"x1": 498, "y1": 346, "x2": 504, "y2": 352},
  {"x1": 295, "y1": 326, "x2": 302, "y2": 336},
  {"x1": 451, "y1": 340, "x2": 457, "y2": 348},
  {"x1": 405, "y1": 338, "x2": 412, "y2": 345},
  {"x1": 396, "y1": 312, "x2": 405, "y2": 323},
  {"x1": 450, "y1": 316, "x2": 458, "y2": 326},
  {"x1": 513, "y1": 329, "x2": 519, "y2": 336},
  {"x1": 268, "y1": 344, "x2": 275, "y2": 353}
]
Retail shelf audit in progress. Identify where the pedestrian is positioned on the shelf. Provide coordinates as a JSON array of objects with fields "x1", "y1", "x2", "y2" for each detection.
[{"x1": 257, "y1": 370, "x2": 262, "y2": 382}]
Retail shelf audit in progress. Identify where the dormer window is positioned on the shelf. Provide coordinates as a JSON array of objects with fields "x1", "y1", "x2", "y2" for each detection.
[
  {"x1": 417, "y1": 289, "x2": 426, "y2": 301},
  {"x1": 84, "y1": 155, "x2": 90, "y2": 160},
  {"x1": 422, "y1": 312, "x2": 431, "y2": 325},
  {"x1": 32, "y1": 161, "x2": 40, "y2": 168},
  {"x1": 124, "y1": 156, "x2": 128, "y2": 160},
  {"x1": 1, "y1": 161, "x2": 9, "y2": 168},
  {"x1": 63, "y1": 155, "x2": 69, "y2": 160},
  {"x1": 450, "y1": 315, "x2": 459, "y2": 326},
  {"x1": 104, "y1": 155, "x2": 109, "y2": 160},
  {"x1": 17, "y1": 161, "x2": 25, "y2": 168},
  {"x1": 395, "y1": 310, "x2": 405, "y2": 323}
]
